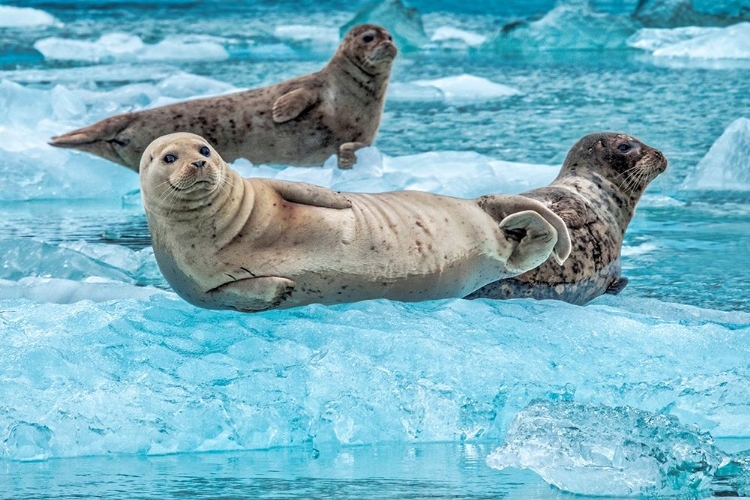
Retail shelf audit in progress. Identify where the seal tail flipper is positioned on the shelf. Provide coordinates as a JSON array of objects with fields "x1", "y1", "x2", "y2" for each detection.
[
  {"x1": 605, "y1": 277, "x2": 628, "y2": 295},
  {"x1": 49, "y1": 113, "x2": 137, "y2": 170},
  {"x1": 477, "y1": 194, "x2": 572, "y2": 265}
]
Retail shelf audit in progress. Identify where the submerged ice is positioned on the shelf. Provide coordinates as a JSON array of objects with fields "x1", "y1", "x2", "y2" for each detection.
[{"x1": 487, "y1": 400, "x2": 750, "y2": 497}]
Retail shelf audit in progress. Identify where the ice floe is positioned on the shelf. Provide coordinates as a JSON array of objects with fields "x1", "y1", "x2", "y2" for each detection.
[
  {"x1": 0, "y1": 74, "x2": 239, "y2": 201},
  {"x1": 430, "y1": 27, "x2": 487, "y2": 47},
  {"x1": 682, "y1": 117, "x2": 750, "y2": 190},
  {"x1": 630, "y1": 22, "x2": 750, "y2": 59},
  {"x1": 389, "y1": 75, "x2": 521, "y2": 103},
  {"x1": 273, "y1": 25, "x2": 340, "y2": 49},
  {"x1": 0, "y1": 5, "x2": 60, "y2": 28},
  {"x1": 34, "y1": 33, "x2": 229, "y2": 63},
  {"x1": 0, "y1": 277, "x2": 165, "y2": 304},
  {"x1": 0, "y1": 292, "x2": 748, "y2": 460},
  {"x1": 487, "y1": 400, "x2": 750, "y2": 497}
]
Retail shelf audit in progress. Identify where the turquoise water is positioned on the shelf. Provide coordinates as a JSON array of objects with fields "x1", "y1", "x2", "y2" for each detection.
[{"x1": 1, "y1": 0, "x2": 749, "y2": 497}]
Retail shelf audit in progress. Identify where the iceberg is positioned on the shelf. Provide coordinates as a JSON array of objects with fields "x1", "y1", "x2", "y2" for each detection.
[
  {"x1": 390, "y1": 75, "x2": 521, "y2": 104},
  {"x1": 0, "y1": 6, "x2": 60, "y2": 28},
  {"x1": 341, "y1": 0, "x2": 429, "y2": 52},
  {"x1": 486, "y1": 400, "x2": 750, "y2": 497},
  {"x1": 682, "y1": 117, "x2": 750, "y2": 190},
  {"x1": 487, "y1": 1, "x2": 639, "y2": 52},
  {"x1": 34, "y1": 33, "x2": 229, "y2": 63},
  {"x1": 1, "y1": 292, "x2": 748, "y2": 461},
  {"x1": 634, "y1": 0, "x2": 750, "y2": 28}
]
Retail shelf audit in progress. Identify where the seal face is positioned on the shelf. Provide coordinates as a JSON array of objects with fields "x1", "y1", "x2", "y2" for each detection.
[
  {"x1": 141, "y1": 133, "x2": 573, "y2": 313},
  {"x1": 50, "y1": 24, "x2": 397, "y2": 171},
  {"x1": 467, "y1": 132, "x2": 668, "y2": 305}
]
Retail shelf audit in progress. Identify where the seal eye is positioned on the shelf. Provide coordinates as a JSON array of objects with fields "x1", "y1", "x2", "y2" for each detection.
[
  {"x1": 617, "y1": 143, "x2": 631, "y2": 153},
  {"x1": 362, "y1": 34, "x2": 374, "y2": 43},
  {"x1": 199, "y1": 146, "x2": 210, "y2": 157},
  {"x1": 164, "y1": 154, "x2": 177, "y2": 163}
]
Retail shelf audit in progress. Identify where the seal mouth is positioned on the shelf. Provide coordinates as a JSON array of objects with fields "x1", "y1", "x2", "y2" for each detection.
[
  {"x1": 370, "y1": 42, "x2": 398, "y2": 61},
  {"x1": 618, "y1": 152, "x2": 668, "y2": 194}
]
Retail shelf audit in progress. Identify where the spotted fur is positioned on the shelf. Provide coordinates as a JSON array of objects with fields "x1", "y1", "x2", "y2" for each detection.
[{"x1": 467, "y1": 132, "x2": 667, "y2": 305}]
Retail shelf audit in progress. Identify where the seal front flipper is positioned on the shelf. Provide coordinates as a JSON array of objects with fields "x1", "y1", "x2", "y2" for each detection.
[
  {"x1": 49, "y1": 113, "x2": 138, "y2": 170},
  {"x1": 265, "y1": 179, "x2": 352, "y2": 209},
  {"x1": 272, "y1": 88, "x2": 319, "y2": 124},
  {"x1": 207, "y1": 276, "x2": 296, "y2": 312},
  {"x1": 605, "y1": 277, "x2": 628, "y2": 295}
]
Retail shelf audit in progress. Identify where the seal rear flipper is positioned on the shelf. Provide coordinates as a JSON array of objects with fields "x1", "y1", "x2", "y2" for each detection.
[
  {"x1": 49, "y1": 113, "x2": 138, "y2": 170},
  {"x1": 266, "y1": 179, "x2": 352, "y2": 209},
  {"x1": 498, "y1": 210, "x2": 559, "y2": 274},
  {"x1": 272, "y1": 88, "x2": 319, "y2": 124},
  {"x1": 605, "y1": 277, "x2": 628, "y2": 295},
  {"x1": 477, "y1": 194, "x2": 571, "y2": 265}
]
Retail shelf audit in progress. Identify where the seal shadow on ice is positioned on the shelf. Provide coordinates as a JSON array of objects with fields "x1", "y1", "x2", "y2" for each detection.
[
  {"x1": 49, "y1": 24, "x2": 397, "y2": 171},
  {"x1": 467, "y1": 132, "x2": 668, "y2": 305},
  {"x1": 139, "y1": 133, "x2": 572, "y2": 313}
]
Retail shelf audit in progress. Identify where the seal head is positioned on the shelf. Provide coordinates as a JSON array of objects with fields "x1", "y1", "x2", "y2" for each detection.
[
  {"x1": 140, "y1": 133, "x2": 226, "y2": 215},
  {"x1": 559, "y1": 132, "x2": 667, "y2": 199},
  {"x1": 336, "y1": 24, "x2": 398, "y2": 76}
]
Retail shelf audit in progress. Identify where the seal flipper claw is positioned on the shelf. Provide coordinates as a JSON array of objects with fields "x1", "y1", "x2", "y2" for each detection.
[
  {"x1": 338, "y1": 142, "x2": 366, "y2": 169},
  {"x1": 207, "y1": 276, "x2": 296, "y2": 312},
  {"x1": 605, "y1": 277, "x2": 628, "y2": 295},
  {"x1": 272, "y1": 88, "x2": 318, "y2": 124},
  {"x1": 266, "y1": 179, "x2": 352, "y2": 209}
]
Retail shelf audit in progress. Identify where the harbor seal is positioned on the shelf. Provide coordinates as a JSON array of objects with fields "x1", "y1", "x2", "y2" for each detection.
[
  {"x1": 50, "y1": 24, "x2": 397, "y2": 170},
  {"x1": 467, "y1": 132, "x2": 667, "y2": 305},
  {"x1": 141, "y1": 133, "x2": 572, "y2": 312}
]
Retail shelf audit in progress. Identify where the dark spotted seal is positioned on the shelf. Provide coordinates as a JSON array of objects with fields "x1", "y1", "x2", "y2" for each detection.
[
  {"x1": 50, "y1": 24, "x2": 397, "y2": 170},
  {"x1": 140, "y1": 133, "x2": 572, "y2": 312},
  {"x1": 467, "y1": 132, "x2": 667, "y2": 305}
]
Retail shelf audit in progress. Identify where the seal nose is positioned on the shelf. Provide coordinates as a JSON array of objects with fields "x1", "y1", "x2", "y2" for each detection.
[{"x1": 192, "y1": 160, "x2": 206, "y2": 169}]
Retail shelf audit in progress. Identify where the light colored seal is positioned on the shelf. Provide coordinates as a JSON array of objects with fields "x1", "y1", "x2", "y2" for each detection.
[
  {"x1": 49, "y1": 24, "x2": 397, "y2": 170},
  {"x1": 141, "y1": 133, "x2": 572, "y2": 312},
  {"x1": 467, "y1": 132, "x2": 667, "y2": 305}
]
